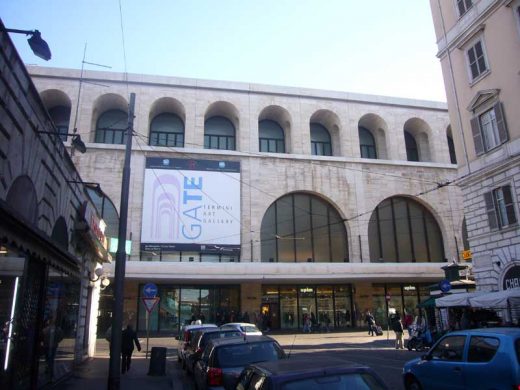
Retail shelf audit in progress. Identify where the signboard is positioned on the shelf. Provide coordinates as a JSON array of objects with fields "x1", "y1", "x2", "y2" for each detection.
[
  {"x1": 142, "y1": 297, "x2": 160, "y2": 313},
  {"x1": 141, "y1": 158, "x2": 241, "y2": 253},
  {"x1": 462, "y1": 250, "x2": 472, "y2": 261},
  {"x1": 439, "y1": 279, "x2": 451, "y2": 293},
  {"x1": 143, "y1": 283, "x2": 158, "y2": 298},
  {"x1": 502, "y1": 265, "x2": 520, "y2": 290}
]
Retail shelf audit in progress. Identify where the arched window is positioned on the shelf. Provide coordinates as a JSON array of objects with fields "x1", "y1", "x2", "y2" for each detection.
[
  {"x1": 368, "y1": 197, "x2": 444, "y2": 263},
  {"x1": 86, "y1": 186, "x2": 119, "y2": 240},
  {"x1": 359, "y1": 127, "x2": 377, "y2": 159},
  {"x1": 48, "y1": 106, "x2": 71, "y2": 141},
  {"x1": 447, "y1": 134, "x2": 457, "y2": 164},
  {"x1": 204, "y1": 116, "x2": 236, "y2": 150},
  {"x1": 404, "y1": 131, "x2": 419, "y2": 162},
  {"x1": 95, "y1": 110, "x2": 128, "y2": 144},
  {"x1": 310, "y1": 123, "x2": 332, "y2": 156},
  {"x1": 259, "y1": 120, "x2": 285, "y2": 153},
  {"x1": 149, "y1": 113, "x2": 184, "y2": 147},
  {"x1": 261, "y1": 193, "x2": 348, "y2": 263}
]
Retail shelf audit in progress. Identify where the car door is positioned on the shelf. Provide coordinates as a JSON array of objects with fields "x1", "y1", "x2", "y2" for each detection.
[
  {"x1": 462, "y1": 335, "x2": 505, "y2": 389},
  {"x1": 194, "y1": 346, "x2": 213, "y2": 390},
  {"x1": 417, "y1": 335, "x2": 467, "y2": 390}
]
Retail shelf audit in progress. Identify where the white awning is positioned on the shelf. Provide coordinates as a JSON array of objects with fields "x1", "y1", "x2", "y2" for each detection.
[
  {"x1": 435, "y1": 292, "x2": 484, "y2": 307},
  {"x1": 469, "y1": 288, "x2": 520, "y2": 308}
]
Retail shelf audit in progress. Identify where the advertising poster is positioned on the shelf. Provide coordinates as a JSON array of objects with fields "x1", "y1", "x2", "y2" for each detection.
[{"x1": 141, "y1": 158, "x2": 240, "y2": 253}]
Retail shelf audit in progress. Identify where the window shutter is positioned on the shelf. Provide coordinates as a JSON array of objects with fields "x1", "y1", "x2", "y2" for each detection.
[
  {"x1": 503, "y1": 185, "x2": 517, "y2": 225},
  {"x1": 470, "y1": 116, "x2": 484, "y2": 155},
  {"x1": 484, "y1": 191, "x2": 498, "y2": 230},
  {"x1": 494, "y1": 102, "x2": 508, "y2": 145}
]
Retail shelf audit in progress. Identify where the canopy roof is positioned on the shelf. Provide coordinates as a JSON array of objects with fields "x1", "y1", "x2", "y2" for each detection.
[
  {"x1": 435, "y1": 292, "x2": 483, "y2": 307},
  {"x1": 469, "y1": 288, "x2": 520, "y2": 308}
]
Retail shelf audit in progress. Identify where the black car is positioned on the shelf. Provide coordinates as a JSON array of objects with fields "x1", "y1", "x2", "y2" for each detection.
[
  {"x1": 184, "y1": 328, "x2": 243, "y2": 374},
  {"x1": 193, "y1": 335, "x2": 286, "y2": 390},
  {"x1": 235, "y1": 356, "x2": 388, "y2": 390}
]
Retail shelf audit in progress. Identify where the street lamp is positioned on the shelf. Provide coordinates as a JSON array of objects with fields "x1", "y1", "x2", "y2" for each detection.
[
  {"x1": 2, "y1": 28, "x2": 51, "y2": 61},
  {"x1": 37, "y1": 131, "x2": 87, "y2": 153}
]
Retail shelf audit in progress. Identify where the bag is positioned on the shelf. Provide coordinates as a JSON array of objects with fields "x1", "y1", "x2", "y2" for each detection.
[{"x1": 375, "y1": 325, "x2": 383, "y2": 336}]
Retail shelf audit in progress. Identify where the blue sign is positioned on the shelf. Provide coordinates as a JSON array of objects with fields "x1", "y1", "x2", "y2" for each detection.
[
  {"x1": 143, "y1": 283, "x2": 158, "y2": 298},
  {"x1": 439, "y1": 279, "x2": 451, "y2": 293}
]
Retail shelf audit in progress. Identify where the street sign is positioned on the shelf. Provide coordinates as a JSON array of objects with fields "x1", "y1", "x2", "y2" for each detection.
[
  {"x1": 439, "y1": 279, "x2": 451, "y2": 293},
  {"x1": 143, "y1": 283, "x2": 158, "y2": 298},
  {"x1": 142, "y1": 297, "x2": 160, "y2": 313}
]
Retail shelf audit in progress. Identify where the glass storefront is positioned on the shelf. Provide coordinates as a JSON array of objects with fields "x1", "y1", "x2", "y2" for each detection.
[
  {"x1": 134, "y1": 285, "x2": 240, "y2": 334},
  {"x1": 371, "y1": 283, "x2": 433, "y2": 327},
  {"x1": 262, "y1": 285, "x2": 353, "y2": 330}
]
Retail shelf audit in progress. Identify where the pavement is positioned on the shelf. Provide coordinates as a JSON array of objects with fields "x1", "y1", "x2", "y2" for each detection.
[{"x1": 51, "y1": 328, "x2": 401, "y2": 390}]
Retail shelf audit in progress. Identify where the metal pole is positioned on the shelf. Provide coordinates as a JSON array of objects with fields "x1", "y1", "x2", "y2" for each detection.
[
  {"x1": 108, "y1": 92, "x2": 135, "y2": 390},
  {"x1": 146, "y1": 310, "x2": 150, "y2": 359}
]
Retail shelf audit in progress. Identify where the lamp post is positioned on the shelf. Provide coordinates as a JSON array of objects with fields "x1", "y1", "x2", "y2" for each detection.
[
  {"x1": 107, "y1": 93, "x2": 135, "y2": 390},
  {"x1": 2, "y1": 28, "x2": 51, "y2": 61}
]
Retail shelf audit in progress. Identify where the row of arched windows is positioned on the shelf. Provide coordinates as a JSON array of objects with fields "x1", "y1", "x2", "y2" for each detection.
[
  {"x1": 260, "y1": 192, "x2": 445, "y2": 263},
  {"x1": 42, "y1": 90, "x2": 457, "y2": 163}
]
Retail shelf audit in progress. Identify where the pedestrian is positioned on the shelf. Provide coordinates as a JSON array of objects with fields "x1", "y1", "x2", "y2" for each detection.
[
  {"x1": 121, "y1": 324, "x2": 141, "y2": 374},
  {"x1": 324, "y1": 313, "x2": 331, "y2": 332},
  {"x1": 302, "y1": 313, "x2": 311, "y2": 333},
  {"x1": 402, "y1": 310, "x2": 414, "y2": 338},
  {"x1": 391, "y1": 312, "x2": 404, "y2": 349},
  {"x1": 365, "y1": 310, "x2": 375, "y2": 336}
]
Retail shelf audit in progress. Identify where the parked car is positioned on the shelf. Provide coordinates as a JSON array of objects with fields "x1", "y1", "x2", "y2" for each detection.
[
  {"x1": 402, "y1": 327, "x2": 520, "y2": 390},
  {"x1": 185, "y1": 328, "x2": 243, "y2": 374},
  {"x1": 235, "y1": 356, "x2": 388, "y2": 390},
  {"x1": 220, "y1": 322, "x2": 263, "y2": 336},
  {"x1": 193, "y1": 335, "x2": 286, "y2": 390},
  {"x1": 177, "y1": 323, "x2": 218, "y2": 368}
]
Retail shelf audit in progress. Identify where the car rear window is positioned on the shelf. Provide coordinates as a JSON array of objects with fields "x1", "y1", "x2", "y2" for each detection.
[
  {"x1": 216, "y1": 342, "x2": 284, "y2": 368},
  {"x1": 201, "y1": 331, "x2": 241, "y2": 348},
  {"x1": 281, "y1": 373, "x2": 385, "y2": 390},
  {"x1": 240, "y1": 325, "x2": 260, "y2": 333},
  {"x1": 468, "y1": 336, "x2": 500, "y2": 363}
]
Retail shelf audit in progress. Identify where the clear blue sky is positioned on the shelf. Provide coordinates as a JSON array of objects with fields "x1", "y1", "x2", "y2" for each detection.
[{"x1": 2, "y1": 0, "x2": 446, "y2": 101}]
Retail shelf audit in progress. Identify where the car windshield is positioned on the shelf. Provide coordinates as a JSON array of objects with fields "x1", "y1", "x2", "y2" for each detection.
[
  {"x1": 281, "y1": 373, "x2": 385, "y2": 390},
  {"x1": 216, "y1": 342, "x2": 283, "y2": 368}
]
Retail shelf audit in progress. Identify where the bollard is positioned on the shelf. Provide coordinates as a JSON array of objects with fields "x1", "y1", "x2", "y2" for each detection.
[{"x1": 148, "y1": 347, "x2": 167, "y2": 376}]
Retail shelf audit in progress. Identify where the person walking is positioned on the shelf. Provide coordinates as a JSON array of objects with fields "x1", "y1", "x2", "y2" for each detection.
[
  {"x1": 121, "y1": 324, "x2": 141, "y2": 374},
  {"x1": 391, "y1": 312, "x2": 404, "y2": 349},
  {"x1": 365, "y1": 310, "x2": 375, "y2": 336}
]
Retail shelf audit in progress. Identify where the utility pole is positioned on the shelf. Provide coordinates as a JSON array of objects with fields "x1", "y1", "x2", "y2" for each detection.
[{"x1": 108, "y1": 92, "x2": 135, "y2": 390}]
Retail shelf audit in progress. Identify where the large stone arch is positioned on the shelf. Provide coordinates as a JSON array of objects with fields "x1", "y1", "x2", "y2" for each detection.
[
  {"x1": 367, "y1": 195, "x2": 445, "y2": 263},
  {"x1": 260, "y1": 191, "x2": 349, "y2": 263}
]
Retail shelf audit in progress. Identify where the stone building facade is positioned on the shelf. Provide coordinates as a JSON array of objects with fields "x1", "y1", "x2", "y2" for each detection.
[
  {"x1": 0, "y1": 23, "x2": 107, "y2": 388},
  {"x1": 28, "y1": 65, "x2": 463, "y2": 333},
  {"x1": 430, "y1": 0, "x2": 520, "y2": 292}
]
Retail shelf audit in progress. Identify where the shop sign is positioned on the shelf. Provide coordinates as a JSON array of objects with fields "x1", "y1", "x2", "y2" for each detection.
[
  {"x1": 462, "y1": 250, "x2": 472, "y2": 261},
  {"x1": 78, "y1": 201, "x2": 111, "y2": 262},
  {"x1": 403, "y1": 285, "x2": 416, "y2": 291},
  {"x1": 300, "y1": 287, "x2": 314, "y2": 294},
  {"x1": 502, "y1": 265, "x2": 520, "y2": 290}
]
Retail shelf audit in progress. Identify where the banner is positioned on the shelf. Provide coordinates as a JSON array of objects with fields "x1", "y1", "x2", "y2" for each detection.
[{"x1": 141, "y1": 158, "x2": 240, "y2": 253}]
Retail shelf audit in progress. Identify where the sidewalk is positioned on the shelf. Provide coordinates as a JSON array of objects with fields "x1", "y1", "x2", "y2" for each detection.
[{"x1": 52, "y1": 329, "x2": 399, "y2": 389}]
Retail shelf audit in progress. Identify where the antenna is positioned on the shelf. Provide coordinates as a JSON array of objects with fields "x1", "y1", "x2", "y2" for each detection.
[{"x1": 71, "y1": 43, "x2": 112, "y2": 140}]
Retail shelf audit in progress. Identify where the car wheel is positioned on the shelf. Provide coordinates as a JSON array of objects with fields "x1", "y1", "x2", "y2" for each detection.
[{"x1": 406, "y1": 377, "x2": 422, "y2": 390}]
